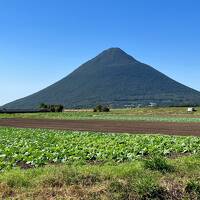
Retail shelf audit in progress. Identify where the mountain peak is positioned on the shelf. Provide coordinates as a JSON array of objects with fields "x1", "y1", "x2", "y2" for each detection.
[
  {"x1": 92, "y1": 47, "x2": 137, "y2": 65},
  {"x1": 100, "y1": 47, "x2": 131, "y2": 57},
  {"x1": 104, "y1": 47, "x2": 125, "y2": 53}
]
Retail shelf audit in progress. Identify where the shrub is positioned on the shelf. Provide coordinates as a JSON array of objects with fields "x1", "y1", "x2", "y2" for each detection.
[
  {"x1": 49, "y1": 105, "x2": 56, "y2": 112},
  {"x1": 93, "y1": 105, "x2": 110, "y2": 112},
  {"x1": 39, "y1": 103, "x2": 48, "y2": 109},
  {"x1": 54, "y1": 105, "x2": 64, "y2": 112},
  {"x1": 38, "y1": 104, "x2": 64, "y2": 112},
  {"x1": 102, "y1": 106, "x2": 110, "y2": 112},
  {"x1": 96, "y1": 105, "x2": 102, "y2": 112}
]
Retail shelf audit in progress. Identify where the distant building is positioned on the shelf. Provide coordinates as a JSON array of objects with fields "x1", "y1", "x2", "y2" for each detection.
[
  {"x1": 124, "y1": 104, "x2": 135, "y2": 108},
  {"x1": 187, "y1": 107, "x2": 196, "y2": 112},
  {"x1": 149, "y1": 102, "x2": 157, "y2": 107}
]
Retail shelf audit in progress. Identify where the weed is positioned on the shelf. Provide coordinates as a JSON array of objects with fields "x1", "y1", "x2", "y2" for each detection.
[
  {"x1": 144, "y1": 157, "x2": 174, "y2": 173},
  {"x1": 134, "y1": 176, "x2": 168, "y2": 200},
  {"x1": 185, "y1": 180, "x2": 200, "y2": 198},
  {"x1": 108, "y1": 181, "x2": 129, "y2": 200}
]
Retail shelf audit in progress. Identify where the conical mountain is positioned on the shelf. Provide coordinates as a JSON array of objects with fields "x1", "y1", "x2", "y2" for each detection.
[{"x1": 3, "y1": 48, "x2": 200, "y2": 108}]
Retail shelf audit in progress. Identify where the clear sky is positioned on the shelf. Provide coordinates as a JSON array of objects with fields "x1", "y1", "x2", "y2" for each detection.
[{"x1": 0, "y1": 0, "x2": 200, "y2": 106}]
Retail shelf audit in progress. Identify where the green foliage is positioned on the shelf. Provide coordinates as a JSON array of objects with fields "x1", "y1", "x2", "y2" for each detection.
[
  {"x1": 2, "y1": 170, "x2": 31, "y2": 188},
  {"x1": 0, "y1": 127, "x2": 200, "y2": 171},
  {"x1": 185, "y1": 180, "x2": 200, "y2": 197},
  {"x1": 144, "y1": 157, "x2": 174, "y2": 173},
  {"x1": 39, "y1": 103, "x2": 64, "y2": 112},
  {"x1": 102, "y1": 106, "x2": 110, "y2": 112},
  {"x1": 56, "y1": 105, "x2": 64, "y2": 112},
  {"x1": 134, "y1": 176, "x2": 168, "y2": 199},
  {"x1": 93, "y1": 105, "x2": 110, "y2": 112},
  {"x1": 96, "y1": 105, "x2": 102, "y2": 112},
  {"x1": 39, "y1": 103, "x2": 48, "y2": 109}
]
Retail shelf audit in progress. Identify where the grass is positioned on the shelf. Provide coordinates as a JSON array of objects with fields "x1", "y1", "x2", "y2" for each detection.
[
  {"x1": 0, "y1": 127, "x2": 200, "y2": 171},
  {"x1": 0, "y1": 107, "x2": 200, "y2": 123},
  {"x1": 143, "y1": 156, "x2": 174, "y2": 173},
  {"x1": 0, "y1": 156, "x2": 200, "y2": 199},
  {"x1": 0, "y1": 127, "x2": 199, "y2": 199}
]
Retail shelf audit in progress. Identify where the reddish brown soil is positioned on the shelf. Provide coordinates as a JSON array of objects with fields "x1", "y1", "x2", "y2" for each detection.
[{"x1": 0, "y1": 118, "x2": 200, "y2": 136}]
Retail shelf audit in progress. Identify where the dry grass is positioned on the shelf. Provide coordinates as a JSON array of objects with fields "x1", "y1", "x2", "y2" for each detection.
[{"x1": 0, "y1": 156, "x2": 200, "y2": 199}]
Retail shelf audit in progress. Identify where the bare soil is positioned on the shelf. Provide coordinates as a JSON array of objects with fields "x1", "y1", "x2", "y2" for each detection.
[{"x1": 0, "y1": 118, "x2": 200, "y2": 136}]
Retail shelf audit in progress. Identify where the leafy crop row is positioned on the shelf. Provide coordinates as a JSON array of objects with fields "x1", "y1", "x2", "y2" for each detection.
[
  {"x1": 92, "y1": 114, "x2": 200, "y2": 122},
  {"x1": 0, "y1": 127, "x2": 200, "y2": 171}
]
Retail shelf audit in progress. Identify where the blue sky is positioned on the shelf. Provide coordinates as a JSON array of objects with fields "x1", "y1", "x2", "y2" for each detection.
[{"x1": 0, "y1": 0, "x2": 200, "y2": 106}]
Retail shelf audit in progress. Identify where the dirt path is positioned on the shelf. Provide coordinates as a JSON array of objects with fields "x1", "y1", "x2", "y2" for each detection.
[{"x1": 0, "y1": 118, "x2": 200, "y2": 136}]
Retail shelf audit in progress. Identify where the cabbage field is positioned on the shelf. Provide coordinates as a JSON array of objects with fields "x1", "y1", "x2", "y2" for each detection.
[{"x1": 0, "y1": 127, "x2": 200, "y2": 171}]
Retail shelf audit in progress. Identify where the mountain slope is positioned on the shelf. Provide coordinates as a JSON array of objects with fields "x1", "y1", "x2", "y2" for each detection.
[{"x1": 3, "y1": 48, "x2": 200, "y2": 108}]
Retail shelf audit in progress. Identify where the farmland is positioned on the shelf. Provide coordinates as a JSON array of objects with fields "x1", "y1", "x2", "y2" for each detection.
[
  {"x1": 0, "y1": 127, "x2": 200, "y2": 170},
  {"x1": 1, "y1": 107, "x2": 200, "y2": 123},
  {"x1": 0, "y1": 108, "x2": 200, "y2": 199},
  {"x1": 0, "y1": 127, "x2": 200, "y2": 199},
  {"x1": 1, "y1": 118, "x2": 200, "y2": 135}
]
